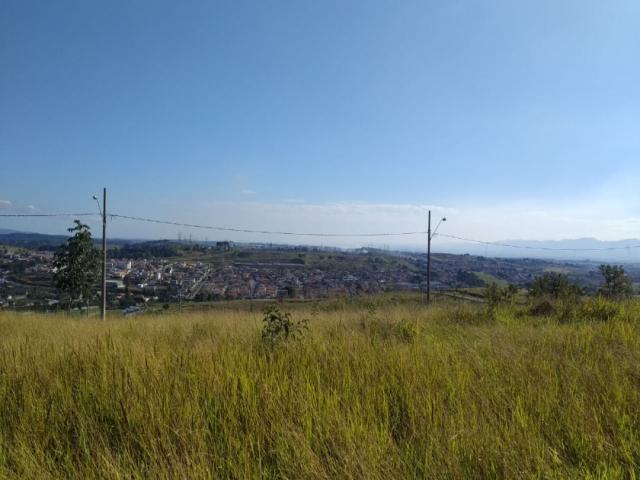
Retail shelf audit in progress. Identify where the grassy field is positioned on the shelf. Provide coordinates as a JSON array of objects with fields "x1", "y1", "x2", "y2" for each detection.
[{"x1": 0, "y1": 298, "x2": 639, "y2": 478}]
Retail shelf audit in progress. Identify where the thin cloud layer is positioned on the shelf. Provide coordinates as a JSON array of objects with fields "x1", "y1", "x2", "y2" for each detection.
[
  {"x1": 0, "y1": 200, "x2": 39, "y2": 214},
  {"x1": 101, "y1": 198, "x2": 640, "y2": 248}
]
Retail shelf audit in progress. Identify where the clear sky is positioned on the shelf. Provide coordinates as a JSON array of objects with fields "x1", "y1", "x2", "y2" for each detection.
[{"x1": 1, "y1": 0, "x2": 639, "y2": 247}]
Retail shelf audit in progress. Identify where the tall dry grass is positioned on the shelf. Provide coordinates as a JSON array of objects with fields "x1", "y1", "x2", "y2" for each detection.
[{"x1": 0, "y1": 299, "x2": 639, "y2": 478}]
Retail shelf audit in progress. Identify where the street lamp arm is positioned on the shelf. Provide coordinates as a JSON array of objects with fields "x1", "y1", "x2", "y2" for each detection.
[
  {"x1": 92, "y1": 195, "x2": 103, "y2": 216},
  {"x1": 430, "y1": 217, "x2": 447, "y2": 240}
]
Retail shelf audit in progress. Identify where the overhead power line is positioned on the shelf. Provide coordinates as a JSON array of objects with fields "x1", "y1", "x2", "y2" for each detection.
[
  {"x1": 110, "y1": 214, "x2": 640, "y2": 250},
  {"x1": 3, "y1": 210, "x2": 640, "y2": 252},
  {"x1": 109, "y1": 213, "x2": 429, "y2": 237}
]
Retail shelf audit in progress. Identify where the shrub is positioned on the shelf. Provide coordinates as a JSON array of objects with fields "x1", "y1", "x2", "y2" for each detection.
[
  {"x1": 528, "y1": 300, "x2": 556, "y2": 317},
  {"x1": 484, "y1": 283, "x2": 519, "y2": 318},
  {"x1": 580, "y1": 297, "x2": 620, "y2": 322},
  {"x1": 261, "y1": 306, "x2": 307, "y2": 345},
  {"x1": 555, "y1": 298, "x2": 580, "y2": 323}
]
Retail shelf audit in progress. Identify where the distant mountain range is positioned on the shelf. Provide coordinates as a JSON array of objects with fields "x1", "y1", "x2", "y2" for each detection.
[{"x1": 434, "y1": 237, "x2": 640, "y2": 263}]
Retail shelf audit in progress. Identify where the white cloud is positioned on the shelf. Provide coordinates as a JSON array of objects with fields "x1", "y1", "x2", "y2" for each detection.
[
  {"x1": 0, "y1": 201, "x2": 40, "y2": 214},
  {"x1": 240, "y1": 189, "x2": 257, "y2": 195}
]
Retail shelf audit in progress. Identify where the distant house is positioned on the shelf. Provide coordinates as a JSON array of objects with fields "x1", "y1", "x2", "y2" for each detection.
[{"x1": 106, "y1": 280, "x2": 125, "y2": 290}]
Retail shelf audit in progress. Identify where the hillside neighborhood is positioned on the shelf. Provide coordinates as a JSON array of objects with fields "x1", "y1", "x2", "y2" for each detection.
[{"x1": 1, "y1": 239, "x2": 636, "y2": 311}]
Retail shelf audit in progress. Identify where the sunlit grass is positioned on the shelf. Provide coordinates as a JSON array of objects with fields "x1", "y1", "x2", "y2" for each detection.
[{"x1": 0, "y1": 299, "x2": 639, "y2": 478}]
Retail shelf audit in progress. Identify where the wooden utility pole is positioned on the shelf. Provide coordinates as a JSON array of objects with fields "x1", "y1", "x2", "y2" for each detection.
[
  {"x1": 101, "y1": 187, "x2": 107, "y2": 320},
  {"x1": 427, "y1": 210, "x2": 432, "y2": 305}
]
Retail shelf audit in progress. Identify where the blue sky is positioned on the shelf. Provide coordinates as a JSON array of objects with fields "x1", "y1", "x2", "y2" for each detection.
[{"x1": 1, "y1": 0, "x2": 639, "y2": 246}]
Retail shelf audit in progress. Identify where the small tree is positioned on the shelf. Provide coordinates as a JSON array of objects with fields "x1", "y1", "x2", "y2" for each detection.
[
  {"x1": 598, "y1": 264, "x2": 633, "y2": 299},
  {"x1": 53, "y1": 220, "x2": 99, "y2": 311},
  {"x1": 504, "y1": 284, "x2": 519, "y2": 301},
  {"x1": 485, "y1": 282, "x2": 504, "y2": 311}
]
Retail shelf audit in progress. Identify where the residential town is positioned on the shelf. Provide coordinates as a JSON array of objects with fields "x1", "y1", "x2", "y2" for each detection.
[{"x1": 1, "y1": 241, "x2": 629, "y2": 311}]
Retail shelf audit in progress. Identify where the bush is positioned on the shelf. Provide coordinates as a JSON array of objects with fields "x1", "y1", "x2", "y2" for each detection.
[
  {"x1": 261, "y1": 306, "x2": 307, "y2": 345},
  {"x1": 580, "y1": 297, "x2": 620, "y2": 322},
  {"x1": 528, "y1": 300, "x2": 556, "y2": 317},
  {"x1": 555, "y1": 299, "x2": 580, "y2": 323},
  {"x1": 484, "y1": 283, "x2": 519, "y2": 319}
]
